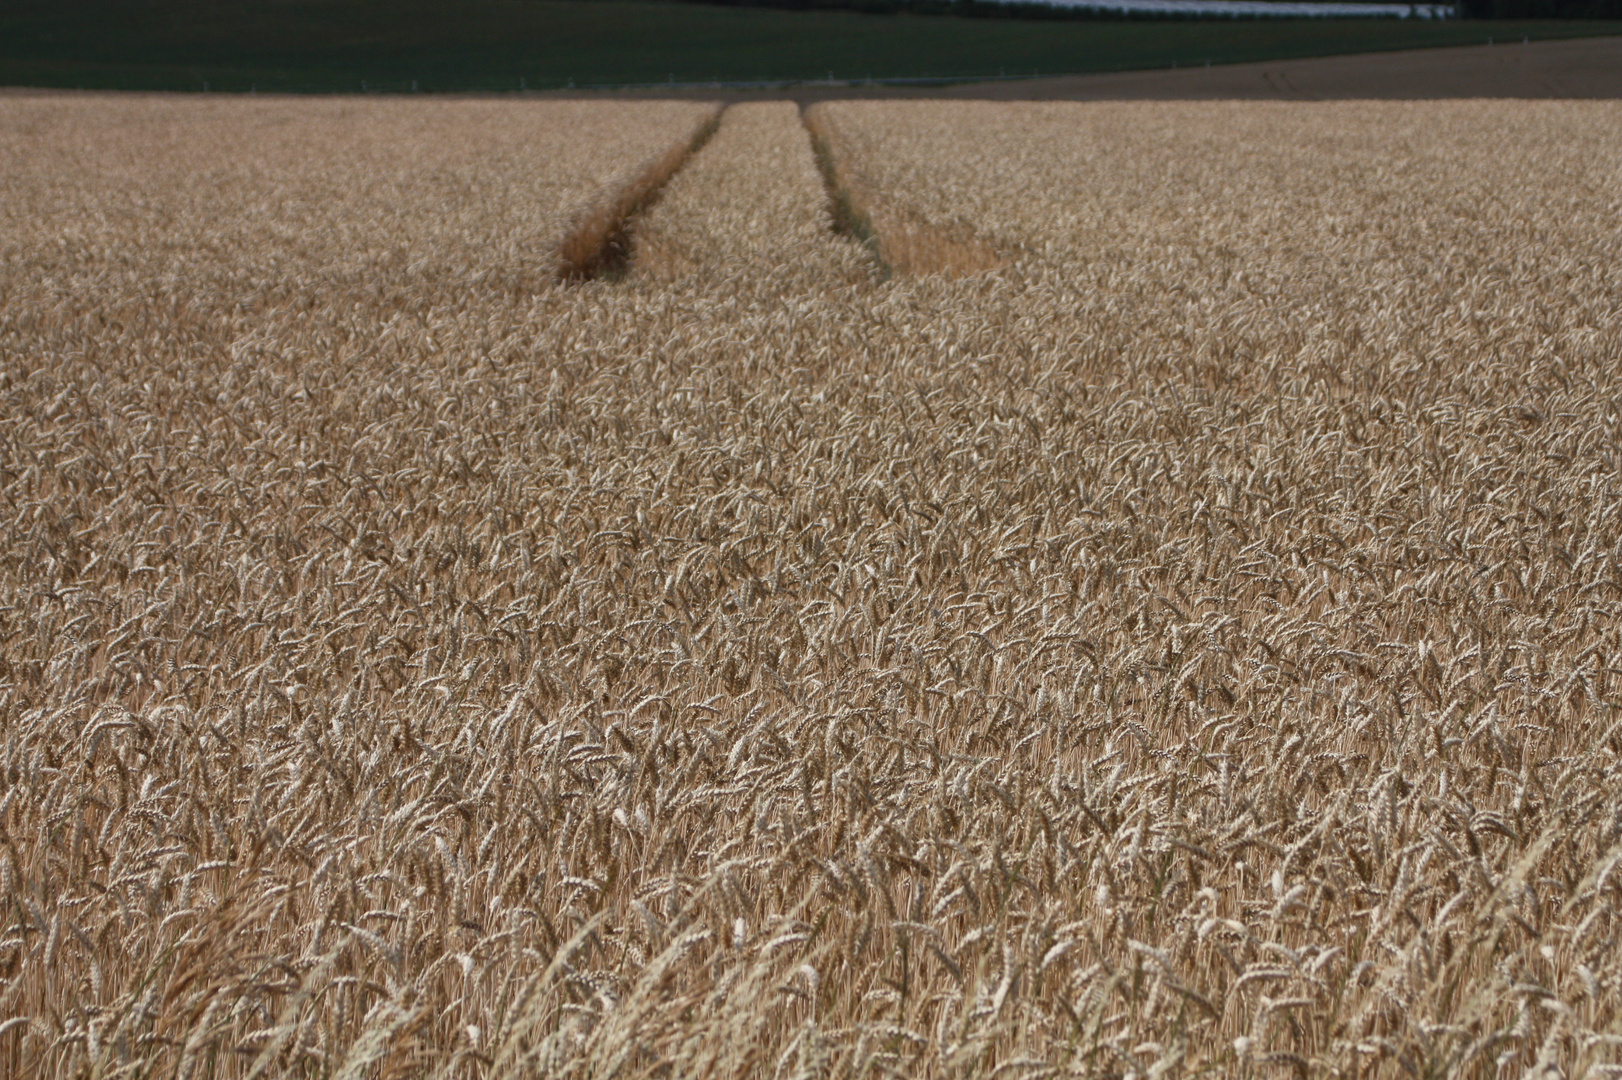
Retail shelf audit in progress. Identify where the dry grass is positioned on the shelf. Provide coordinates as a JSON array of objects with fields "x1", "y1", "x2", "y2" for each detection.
[{"x1": 3, "y1": 95, "x2": 1622, "y2": 1080}]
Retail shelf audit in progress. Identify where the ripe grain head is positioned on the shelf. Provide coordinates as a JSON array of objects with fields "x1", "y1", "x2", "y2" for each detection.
[{"x1": 2, "y1": 94, "x2": 1621, "y2": 1080}]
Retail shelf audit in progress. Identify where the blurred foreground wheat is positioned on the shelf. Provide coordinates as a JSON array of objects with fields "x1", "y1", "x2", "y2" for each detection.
[{"x1": 2, "y1": 95, "x2": 1622, "y2": 1079}]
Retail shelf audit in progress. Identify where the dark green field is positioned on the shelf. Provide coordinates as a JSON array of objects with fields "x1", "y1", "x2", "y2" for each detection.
[{"x1": 0, "y1": 0, "x2": 1616, "y2": 91}]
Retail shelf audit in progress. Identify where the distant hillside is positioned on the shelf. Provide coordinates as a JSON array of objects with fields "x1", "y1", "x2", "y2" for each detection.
[{"x1": 1, "y1": 0, "x2": 1617, "y2": 92}]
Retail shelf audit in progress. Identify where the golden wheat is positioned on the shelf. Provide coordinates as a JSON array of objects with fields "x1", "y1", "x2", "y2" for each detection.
[
  {"x1": 805, "y1": 104, "x2": 1002, "y2": 278},
  {"x1": 2, "y1": 94, "x2": 1622, "y2": 1080},
  {"x1": 633, "y1": 102, "x2": 871, "y2": 290}
]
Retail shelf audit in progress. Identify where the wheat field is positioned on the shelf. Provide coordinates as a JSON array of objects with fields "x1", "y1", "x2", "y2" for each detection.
[{"x1": 2, "y1": 93, "x2": 1622, "y2": 1080}]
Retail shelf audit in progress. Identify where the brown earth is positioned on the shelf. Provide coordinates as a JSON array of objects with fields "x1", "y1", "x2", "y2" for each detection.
[
  {"x1": 6, "y1": 35, "x2": 1614, "y2": 105},
  {"x1": 543, "y1": 32, "x2": 1622, "y2": 102}
]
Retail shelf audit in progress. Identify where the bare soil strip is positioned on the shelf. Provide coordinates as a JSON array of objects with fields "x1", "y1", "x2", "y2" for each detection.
[
  {"x1": 803, "y1": 104, "x2": 1001, "y2": 277},
  {"x1": 557, "y1": 104, "x2": 723, "y2": 280},
  {"x1": 931, "y1": 32, "x2": 1622, "y2": 100},
  {"x1": 540, "y1": 34, "x2": 1622, "y2": 103}
]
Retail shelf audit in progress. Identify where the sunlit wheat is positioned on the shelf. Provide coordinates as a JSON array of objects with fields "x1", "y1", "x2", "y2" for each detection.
[{"x1": 1, "y1": 95, "x2": 1621, "y2": 1080}]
